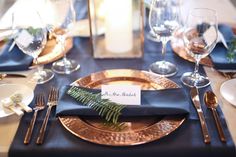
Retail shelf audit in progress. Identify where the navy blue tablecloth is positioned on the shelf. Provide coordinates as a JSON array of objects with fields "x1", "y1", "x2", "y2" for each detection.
[{"x1": 8, "y1": 34, "x2": 235, "y2": 157}]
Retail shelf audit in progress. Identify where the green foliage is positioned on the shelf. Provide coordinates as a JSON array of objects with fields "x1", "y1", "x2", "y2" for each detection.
[
  {"x1": 227, "y1": 37, "x2": 236, "y2": 62},
  {"x1": 26, "y1": 27, "x2": 42, "y2": 36},
  {"x1": 67, "y1": 86, "x2": 125, "y2": 124}
]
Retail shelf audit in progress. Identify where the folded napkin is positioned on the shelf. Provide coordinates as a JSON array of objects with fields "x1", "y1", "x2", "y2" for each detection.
[
  {"x1": 56, "y1": 86, "x2": 189, "y2": 117},
  {"x1": 210, "y1": 24, "x2": 236, "y2": 70},
  {"x1": 0, "y1": 41, "x2": 33, "y2": 71}
]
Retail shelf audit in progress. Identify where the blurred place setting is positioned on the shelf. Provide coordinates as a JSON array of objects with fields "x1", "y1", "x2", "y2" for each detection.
[{"x1": 0, "y1": 0, "x2": 236, "y2": 157}]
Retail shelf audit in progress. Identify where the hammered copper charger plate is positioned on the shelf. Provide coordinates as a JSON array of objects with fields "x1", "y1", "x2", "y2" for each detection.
[{"x1": 59, "y1": 69, "x2": 185, "y2": 146}]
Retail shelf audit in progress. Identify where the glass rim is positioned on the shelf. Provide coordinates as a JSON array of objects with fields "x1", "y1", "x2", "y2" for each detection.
[{"x1": 189, "y1": 8, "x2": 217, "y2": 17}]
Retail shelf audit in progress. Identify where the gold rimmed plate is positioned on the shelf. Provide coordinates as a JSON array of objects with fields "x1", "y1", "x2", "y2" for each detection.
[{"x1": 58, "y1": 69, "x2": 185, "y2": 146}]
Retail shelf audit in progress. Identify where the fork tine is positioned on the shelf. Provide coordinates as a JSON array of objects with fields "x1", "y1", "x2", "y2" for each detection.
[
  {"x1": 54, "y1": 88, "x2": 59, "y2": 101},
  {"x1": 39, "y1": 94, "x2": 45, "y2": 107},
  {"x1": 48, "y1": 87, "x2": 54, "y2": 101}
]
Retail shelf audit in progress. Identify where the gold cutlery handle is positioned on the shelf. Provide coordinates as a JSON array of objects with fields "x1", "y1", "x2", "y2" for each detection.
[
  {"x1": 212, "y1": 108, "x2": 226, "y2": 142},
  {"x1": 36, "y1": 106, "x2": 52, "y2": 145},
  {"x1": 24, "y1": 110, "x2": 38, "y2": 144},
  {"x1": 198, "y1": 110, "x2": 211, "y2": 144}
]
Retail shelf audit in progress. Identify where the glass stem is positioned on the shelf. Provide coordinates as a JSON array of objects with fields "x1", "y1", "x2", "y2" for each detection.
[
  {"x1": 193, "y1": 59, "x2": 200, "y2": 78},
  {"x1": 58, "y1": 35, "x2": 68, "y2": 66},
  {"x1": 35, "y1": 57, "x2": 41, "y2": 74},
  {"x1": 161, "y1": 40, "x2": 168, "y2": 63}
]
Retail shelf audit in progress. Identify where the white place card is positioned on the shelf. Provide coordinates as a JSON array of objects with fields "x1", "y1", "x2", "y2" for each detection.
[{"x1": 101, "y1": 85, "x2": 141, "y2": 105}]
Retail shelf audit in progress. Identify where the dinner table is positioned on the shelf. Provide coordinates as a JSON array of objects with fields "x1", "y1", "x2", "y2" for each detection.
[{"x1": 1, "y1": 0, "x2": 236, "y2": 157}]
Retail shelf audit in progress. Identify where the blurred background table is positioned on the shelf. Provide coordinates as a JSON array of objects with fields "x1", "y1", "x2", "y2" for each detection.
[{"x1": 0, "y1": 0, "x2": 236, "y2": 157}]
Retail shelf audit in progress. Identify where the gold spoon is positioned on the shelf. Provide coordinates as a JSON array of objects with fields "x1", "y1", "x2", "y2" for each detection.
[{"x1": 204, "y1": 91, "x2": 226, "y2": 142}]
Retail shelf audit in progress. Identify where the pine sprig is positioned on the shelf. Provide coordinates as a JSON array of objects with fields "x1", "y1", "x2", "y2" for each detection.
[
  {"x1": 227, "y1": 37, "x2": 236, "y2": 62},
  {"x1": 67, "y1": 86, "x2": 125, "y2": 124}
]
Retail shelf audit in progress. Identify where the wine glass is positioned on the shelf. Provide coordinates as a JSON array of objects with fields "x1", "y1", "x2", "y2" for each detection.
[
  {"x1": 13, "y1": 8, "x2": 54, "y2": 84},
  {"x1": 181, "y1": 8, "x2": 218, "y2": 88},
  {"x1": 148, "y1": 0, "x2": 181, "y2": 77},
  {"x1": 46, "y1": 0, "x2": 80, "y2": 74}
]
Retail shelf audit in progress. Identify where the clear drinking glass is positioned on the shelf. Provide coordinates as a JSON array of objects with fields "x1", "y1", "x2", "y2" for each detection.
[
  {"x1": 148, "y1": 0, "x2": 181, "y2": 77},
  {"x1": 181, "y1": 8, "x2": 218, "y2": 88},
  {"x1": 13, "y1": 8, "x2": 54, "y2": 84},
  {"x1": 47, "y1": 0, "x2": 80, "y2": 74}
]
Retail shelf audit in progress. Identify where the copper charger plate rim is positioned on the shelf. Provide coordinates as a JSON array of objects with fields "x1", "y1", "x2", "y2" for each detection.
[{"x1": 58, "y1": 69, "x2": 186, "y2": 146}]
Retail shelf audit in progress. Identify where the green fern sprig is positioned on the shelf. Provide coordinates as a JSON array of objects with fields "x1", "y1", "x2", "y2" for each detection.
[
  {"x1": 227, "y1": 37, "x2": 236, "y2": 62},
  {"x1": 67, "y1": 86, "x2": 125, "y2": 124}
]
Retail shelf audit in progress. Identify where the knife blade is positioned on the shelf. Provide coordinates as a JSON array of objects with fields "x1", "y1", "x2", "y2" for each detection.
[
  {"x1": 0, "y1": 73, "x2": 26, "y2": 80},
  {"x1": 190, "y1": 87, "x2": 211, "y2": 144}
]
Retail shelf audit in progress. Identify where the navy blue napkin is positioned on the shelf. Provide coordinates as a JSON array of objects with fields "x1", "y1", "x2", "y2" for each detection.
[
  {"x1": 0, "y1": 41, "x2": 33, "y2": 71},
  {"x1": 210, "y1": 24, "x2": 236, "y2": 70},
  {"x1": 56, "y1": 86, "x2": 189, "y2": 117}
]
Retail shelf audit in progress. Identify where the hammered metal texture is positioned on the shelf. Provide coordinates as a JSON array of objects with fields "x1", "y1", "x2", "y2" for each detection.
[{"x1": 59, "y1": 69, "x2": 185, "y2": 146}]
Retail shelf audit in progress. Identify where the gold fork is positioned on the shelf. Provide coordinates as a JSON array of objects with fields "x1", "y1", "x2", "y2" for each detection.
[
  {"x1": 36, "y1": 87, "x2": 59, "y2": 145},
  {"x1": 24, "y1": 94, "x2": 45, "y2": 144}
]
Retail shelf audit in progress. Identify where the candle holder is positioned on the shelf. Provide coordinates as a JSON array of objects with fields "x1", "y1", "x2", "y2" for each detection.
[{"x1": 88, "y1": 0, "x2": 144, "y2": 58}]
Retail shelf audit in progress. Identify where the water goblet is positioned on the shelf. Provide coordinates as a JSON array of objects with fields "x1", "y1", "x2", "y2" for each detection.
[
  {"x1": 46, "y1": 0, "x2": 80, "y2": 74},
  {"x1": 13, "y1": 8, "x2": 54, "y2": 84},
  {"x1": 148, "y1": 0, "x2": 181, "y2": 77},
  {"x1": 181, "y1": 8, "x2": 218, "y2": 88}
]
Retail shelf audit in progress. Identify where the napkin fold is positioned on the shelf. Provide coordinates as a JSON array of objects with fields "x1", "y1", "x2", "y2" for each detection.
[
  {"x1": 0, "y1": 41, "x2": 33, "y2": 71},
  {"x1": 210, "y1": 24, "x2": 236, "y2": 70},
  {"x1": 56, "y1": 86, "x2": 189, "y2": 117}
]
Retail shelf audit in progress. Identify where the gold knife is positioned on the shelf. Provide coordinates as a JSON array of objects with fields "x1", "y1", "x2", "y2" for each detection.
[
  {"x1": 0, "y1": 73, "x2": 26, "y2": 80},
  {"x1": 190, "y1": 87, "x2": 211, "y2": 144}
]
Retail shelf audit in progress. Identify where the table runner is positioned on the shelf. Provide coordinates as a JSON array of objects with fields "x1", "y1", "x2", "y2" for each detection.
[{"x1": 8, "y1": 36, "x2": 235, "y2": 157}]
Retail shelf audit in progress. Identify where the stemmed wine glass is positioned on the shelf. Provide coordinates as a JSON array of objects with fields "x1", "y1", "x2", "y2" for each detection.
[
  {"x1": 46, "y1": 0, "x2": 80, "y2": 74},
  {"x1": 181, "y1": 8, "x2": 218, "y2": 88},
  {"x1": 148, "y1": 0, "x2": 181, "y2": 77},
  {"x1": 13, "y1": 8, "x2": 54, "y2": 84}
]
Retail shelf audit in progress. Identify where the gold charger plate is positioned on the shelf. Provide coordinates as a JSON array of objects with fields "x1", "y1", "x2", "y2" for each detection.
[{"x1": 59, "y1": 69, "x2": 185, "y2": 146}]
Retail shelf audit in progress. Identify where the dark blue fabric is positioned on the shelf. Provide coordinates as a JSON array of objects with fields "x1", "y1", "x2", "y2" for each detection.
[
  {"x1": 0, "y1": 41, "x2": 33, "y2": 71},
  {"x1": 210, "y1": 24, "x2": 236, "y2": 70},
  {"x1": 56, "y1": 86, "x2": 189, "y2": 117}
]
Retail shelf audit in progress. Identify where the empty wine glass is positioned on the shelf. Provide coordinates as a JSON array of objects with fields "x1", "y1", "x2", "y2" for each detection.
[
  {"x1": 148, "y1": 0, "x2": 181, "y2": 77},
  {"x1": 181, "y1": 8, "x2": 218, "y2": 88},
  {"x1": 13, "y1": 7, "x2": 54, "y2": 84},
  {"x1": 46, "y1": 0, "x2": 80, "y2": 74}
]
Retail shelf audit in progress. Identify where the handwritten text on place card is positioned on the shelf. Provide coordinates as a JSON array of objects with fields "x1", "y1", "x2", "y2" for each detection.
[{"x1": 101, "y1": 85, "x2": 141, "y2": 105}]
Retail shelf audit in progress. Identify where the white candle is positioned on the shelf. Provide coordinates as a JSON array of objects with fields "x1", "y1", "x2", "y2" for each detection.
[{"x1": 104, "y1": 0, "x2": 133, "y2": 53}]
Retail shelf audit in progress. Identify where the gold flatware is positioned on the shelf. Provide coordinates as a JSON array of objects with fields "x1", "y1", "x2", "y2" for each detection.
[
  {"x1": 24, "y1": 94, "x2": 45, "y2": 145},
  {"x1": 204, "y1": 91, "x2": 226, "y2": 142},
  {"x1": 36, "y1": 87, "x2": 59, "y2": 145},
  {"x1": 218, "y1": 71, "x2": 236, "y2": 79},
  {"x1": 190, "y1": 87, "x2": 211, "y2": 144},
  {"x1": 0, "y1": 73, "x2": 26, "y2": 80}
]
